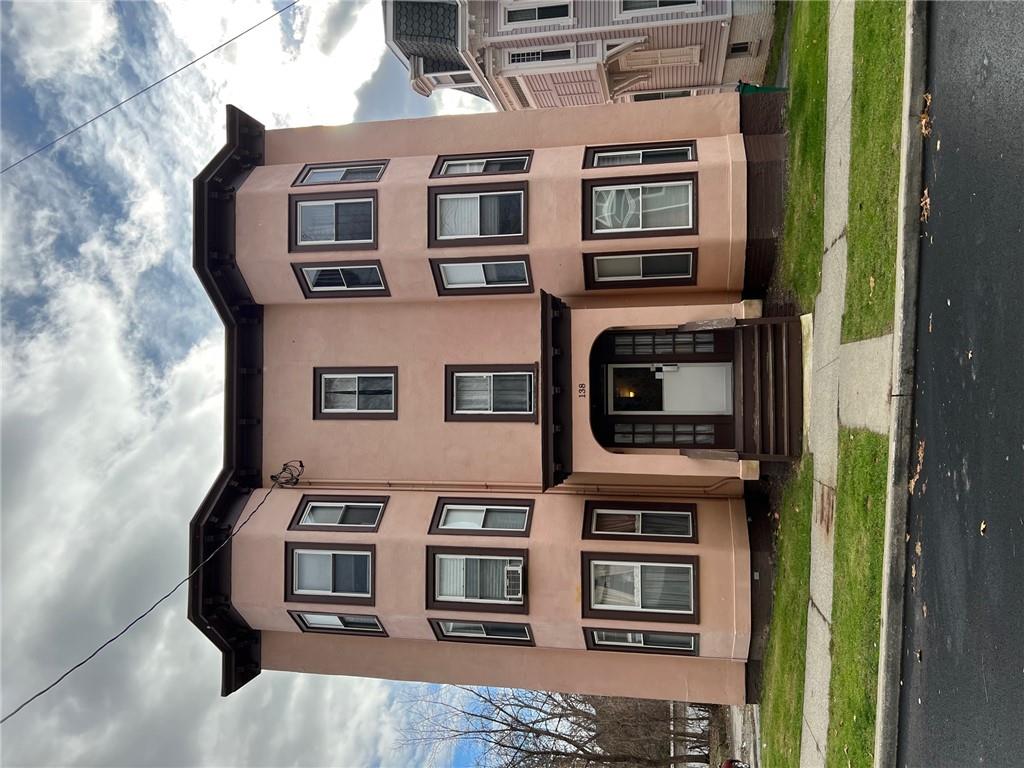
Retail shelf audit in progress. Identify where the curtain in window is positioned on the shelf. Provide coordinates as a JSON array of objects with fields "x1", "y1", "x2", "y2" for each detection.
[
  {"x1": 442, "y1": 508, "x2": 485, "y2": 528},
  {"x1": 336, "y1": 200, "x2": 373, "y2": 241},
  {"x1": 492, "y1": 374, "x2": 531, "y2": 412},
  {"x1": 455, "y1": 375, "x2": 490, "y2": 411},
  {"x1": 593, "y1": 187, "x2": 641, "y2": 230},
  {"x1": 296, "y1": 552, "x2": 332, "y2": 591},
  {"x1": 595, "y1": 153, "x2": 641, "y2": 167},
  {"x1": 436, "y1": 557, "x2": 467, "y2": 598},
  {"x1": 439, "y1": 197, "x2": 479, "y2": 237},
  {"x1": 479, "y1": 193, "x2": 521, "y2": 236},
  {"x1": 299, "y1": 203, "x2": 335, "y2": 242},
  {"x1": 483, "y1": 261, "x2": 527, "y2": 285},
  {"x1": 357, "y1": 376, "x2": 393, "y2": 411},
  {"x1": 595, "y1": 512, "x2": 640, "y2": 533},
  {"x1": 333, "y1": 553, "x2": 369, "y2": 595},
  {"x1": 592, "y1": 563, "x2": 637, "y2": 607},
  {"x1": 442, "y1": 263, "x2": 486, "y2": 286},
  {"x1": 641, "y1": 184, "x2": 689, "y2": 229},
  {"x1": 323, "y1": 376, "x2": 357, "y2": 410},
  {"x1": 642, "y1": 512, "x2": 691, "y2": 536},
  {"x1": 483, "y1": 508, "x2": 527, "y2": 530},
  {"x1": 640, "y1": 564, "x2": 692, "y2": 611},
  {"x1": 474, "y1": 558, "x2": 508, "y2": 600}
]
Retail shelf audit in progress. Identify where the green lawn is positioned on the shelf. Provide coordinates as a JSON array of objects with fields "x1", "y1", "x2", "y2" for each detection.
[
  {"x1": 826, "y1": 429, "x2": 889, "y2": 767},
  {"x1": 843, "y1": 0, "x2": 906, "y2": 341},
  {"x1": 771, "y1": 0, "x2": 829, "y2": 311},
  {"x1": 762, "y1": 1, "x2": 792, "y2": 87},
  {"x1": 760, "y1": 458, "x2": 814, "y2": 768}
]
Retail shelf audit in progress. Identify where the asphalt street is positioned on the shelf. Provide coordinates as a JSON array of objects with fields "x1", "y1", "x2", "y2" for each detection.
[{"x1": 896, "y1": 2, "x2": 1024, "y2": 766}]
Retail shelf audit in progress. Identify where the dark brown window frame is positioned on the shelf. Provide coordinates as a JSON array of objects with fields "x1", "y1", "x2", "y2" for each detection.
[
  {"x1": 291, "y1": 159, "x2": 390, "y2": 187},
  {"x1": 581, "y1": 551, "x2": 700, "y2": 624},
  {"x1": 428, "y1": 497, "x2": 535, "y2": 537},
  {"x1": 313, "y1": 366, "x2": 398, "y2": 421},
  {"x1": 290, "y1": 259, "x2": 390, "y2": 299},
  {"x1": 288, "y1": 609, "x2": 389, "y2": 637},
  {"x1": 583, "y1": 626, "x2": 699, "y2": 656},
  {"x1": 284, "y1": 542, "x2": 376, "y2": 606},
  {"x1": 582, "y1": 140, "x2": 697, "y2": 169},
  {"x1": 428, "y1": 617, "x2": 536, "y2": 647},
  {"x1": 425, "y1": 545, "x2": 529, "y2": 614},
  {"x1": 429, "y1": 254, "x2": 534, "y2": 296},
  {"x1": 288, "y1": 190, "x2": 379, "y2": 253},
  {"x1": 288, "y1": 494, "x2": 390, "y2": 532},
  {"x1": 582, "y1": 500, "x2": 697, "y2": 543},
  {"x1": 582, "y1": 248, "x2": 698, "y2": 290},
  {"x1": 427, "y1": 181, "x2": 529, "y2": 248},
  {"x1": 582, "y1": 172, "x2": 698, "y2": 240},
  {"x1": 430, "y1": 150, "x2": 534, "y2": 179},
  {"x1": 444, "y1": 363, "x2": 539, "y2": 423}
]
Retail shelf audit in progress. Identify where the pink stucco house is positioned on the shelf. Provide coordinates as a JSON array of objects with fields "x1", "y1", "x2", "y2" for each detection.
[{"x1": 188, "y1": 93, "x2": 799, "y2": 705}]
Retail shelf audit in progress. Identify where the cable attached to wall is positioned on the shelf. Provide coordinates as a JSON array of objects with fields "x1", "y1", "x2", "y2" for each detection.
[{"x1": 0, "y1": 460, "x2": 304, "y2": 726}]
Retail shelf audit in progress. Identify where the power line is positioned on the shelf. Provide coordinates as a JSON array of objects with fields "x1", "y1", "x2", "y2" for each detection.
[
  {"x1": 0, "y1": 0, "x2": 301, "y2": 175},
  {"x1": 0, "y1": 460, "x2": 304, "y2": 726}
]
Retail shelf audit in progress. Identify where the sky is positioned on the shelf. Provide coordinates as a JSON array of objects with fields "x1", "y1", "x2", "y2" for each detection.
[{"x1": 0, "y1": 1, "x2": 492, "y2": 765}]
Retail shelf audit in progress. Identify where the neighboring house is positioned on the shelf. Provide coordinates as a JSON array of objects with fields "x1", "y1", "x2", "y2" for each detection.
[
  {"x1": 188, "y1": 93, "x2": 798, "y2": 704},
  {"x1": 383, "y1": 0, "x2": 775, "y2": 110}
]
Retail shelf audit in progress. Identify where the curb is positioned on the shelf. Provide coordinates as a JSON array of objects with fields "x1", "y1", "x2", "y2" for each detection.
[{"x1": 872, "y1": 2, "x2": 929, "y2": 767}]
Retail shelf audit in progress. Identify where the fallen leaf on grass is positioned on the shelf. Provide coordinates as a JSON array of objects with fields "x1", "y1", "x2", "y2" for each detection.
[
  {"x1": 980, "y1": 520, "x2": 987, "y2": 535},
  {"x1": 915, "y1": 540, "x2": 922, "y2": 557},
  {"x1": 911, "y1": 563, "x2": 916, "y2": 578},
  {"x1": 869, "y1": 275, "x2": 876, "y2": 293},
  {"x1": 920, "y1": 187, "x2": 931, "y2": 222}
]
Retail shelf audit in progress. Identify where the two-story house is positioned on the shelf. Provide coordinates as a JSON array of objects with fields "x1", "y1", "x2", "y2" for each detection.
[
  {"x1": 383, "y1": 0, "x2": 776, "y2": 109},
  {"x1": 188, "y1": 93, "x2": 799, "y2": 705}
]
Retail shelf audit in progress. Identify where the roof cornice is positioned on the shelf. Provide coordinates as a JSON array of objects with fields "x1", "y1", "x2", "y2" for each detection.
[{"x1": 188, "y1": 105, "x2": 265, "y2": 696}]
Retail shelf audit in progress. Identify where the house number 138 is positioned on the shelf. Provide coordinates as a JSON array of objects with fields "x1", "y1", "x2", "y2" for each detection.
[{"x1": 578, "y1": 383, "x2": 586, "y2": 398}]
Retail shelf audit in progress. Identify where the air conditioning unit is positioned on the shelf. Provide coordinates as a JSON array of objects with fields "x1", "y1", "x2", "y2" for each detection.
[{"x1": 504, "y1": 565, "x2": 523, "y2": 600}]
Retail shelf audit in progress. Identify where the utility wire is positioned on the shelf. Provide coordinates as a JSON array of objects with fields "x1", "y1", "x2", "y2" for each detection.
[
  {"x1": 0, "y1": 0, "x2": 301, "y2": 175},
  {"x1": 0, "y1": 460, "x2": 305, "y2": 726}
]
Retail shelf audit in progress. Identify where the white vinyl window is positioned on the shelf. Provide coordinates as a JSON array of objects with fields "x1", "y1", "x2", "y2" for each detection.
[
  {"x1": 440, "y1": 260, "x2": 529, "y2": 289},
  {"x1": 507, "y1": 47, "x2": 574, "y2": 66},
  {"x1": 633, "y1": 89, "x2": 692, "y2": 101},
  {"x1": 439, "y1": 620, "x2": 531, "y2": 641},
  {"x1": 297, "y1": 198, "x2": 374, "y2": 244},
  {"x1": 505, "y1": 3, "x2": 570, "y2": 24},
  {"x1": 321, "y1": 373, "x2": 394, "y2": 413},
  {"x1": 593, "y1": 251, "x2": 693, "y2": 282},
  {"x1": 591, "y1": 629, "x2": 695, "y2": 651},
  {"x1": 298, "y1": 164, "x2": 384, "y2": 185},
  {"x1": 429, "y1": 71, "x2": 476, "y2": 87},
  {"x1": 435, "y1": 554, "x2": 525, "y2": 604},
  {"x1": 439, "y1": 504, "x2": 530, "y2": 532},
  {"x1": 437, "y1": 192, "x2": 524, "y2": 239},
  {"x1": 298, "y1": 501, "x2": 384, "y2": 528},
  {"x1": 293, "y1": 549, "x2": 372, "y2": 598},
  {"x1": 590, "y1": 559, "x2": 694, "y2": 613},
  {"x1": 298, "y1": 612, "x2": 384, "y2": 633},
  {"x1": 439, "y1": 156, "x2": 530, "y2": 176},
  {"x1": 591, "y1": 508, "x2": 693, "y2": 538},
  {"x1": 592, "y1": 145, "x2": 694, "y2": 167},
  {"x1": 622, "y1": 0, "x2": 697, "y2": 12},
  {"x1": 301, "y1": 264, "x2": 384, "y2": 293},
  {"x1": 453, "y1": 372, "x2": 534, "y2": 415},
  {"x1": 591, "y1": 180, "x2": 693, "y2": 233}
]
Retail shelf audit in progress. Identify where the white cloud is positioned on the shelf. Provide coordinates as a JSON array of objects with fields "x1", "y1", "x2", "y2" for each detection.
[
  {"x1": 5, "y1": 0, "x2": 119, "y2": 84},
  {"x1": 431, "y1": 87, "x2": 498, "y2": 116}
]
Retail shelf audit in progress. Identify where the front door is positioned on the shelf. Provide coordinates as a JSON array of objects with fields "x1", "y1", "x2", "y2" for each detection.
[
  {"x1": 607, "y1": 363, "x2": 733, "y2": 416},
  {"x1": 590, "y1": 329, "x2": 736, "y2": 450}
]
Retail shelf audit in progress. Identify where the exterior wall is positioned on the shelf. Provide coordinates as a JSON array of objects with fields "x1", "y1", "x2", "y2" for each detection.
[
  {"x1": 261, "y1": 300, "x2": 543, "y2": 485},
  {"x1": 232, "y1": 487, "x2": 750, "y2": 703},
  {"x1": 721, "y1": 0, "x2": 775, "y2": 84},
  {"x1": 243, "y1": 96, "x2": 745, "y2": 306},
  {"x1": 568, "y1": 301, "x2": 762, "y2": 484}
]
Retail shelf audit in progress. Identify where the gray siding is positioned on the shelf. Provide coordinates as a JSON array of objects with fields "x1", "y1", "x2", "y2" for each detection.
[{"x1": 479, "y1": 0, "x2": 731, "y2": 39}]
